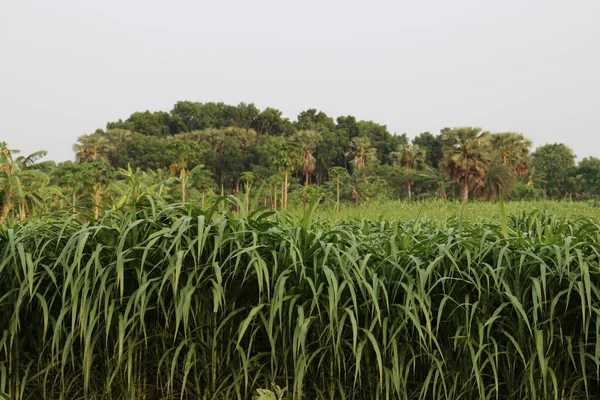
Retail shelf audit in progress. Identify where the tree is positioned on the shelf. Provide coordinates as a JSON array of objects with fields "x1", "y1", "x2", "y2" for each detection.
[
  {"x1": 329, "y1": 166, "x2": 348, "y2": 212},
  {"x1": 270, "y1": 140, "x2": 300, "y2": 209},
  {"x1": 356, "y1": 121, "x2": 405, "y2": 164},
  {"x1": 73, "y1": 133, "x2": 112, "y2": 164},
  {"x1": 294, "y1": 130, "x2": 322, "y2": 186},
  {"x1": 350, "y1": 137, "x2": 377, "y2": 171},
  {"x1": 412, "y1": 132, "x2": 443, "y2": 167},
  {"x1": 252, "y1": 107, "x2": 293, "y2": 136},
  {"x1": 121, "y1": 133, "x2": 174, "y2": 171},
  {"x1": 167, "y1": 140, "x2": 204, "y2": 203},
  {"x1": 491, "y1": 133, "x2": 532, "y2": 177},
  {"x1": 266, "y1": 173, "x2": 283, "y2": 209},
  {"x1": 419, "y1": 166, "x2": 448, "y2": 200},
  {"x1": 484, "y1": 157, "x2": 516, "y2": 200},
  {"x1": 572, "y1": 157, "x2": 600, "y2": 197},
  {"x1": 189, "y1": 165, "x2": 216, "y2": 207},
  {"x1": 440, "y1": 127, "x2": 491, "y2": 203},
  {"x1": 235, "y1": 103, "x2": 259, "y2": 132},
  {"x1": 104, "y1": 129, "x2": 132, "y2": 167},
  {"x1": 390, "y1": 144, "x2": 426, "y2": 200},
  {"x1": 531, "y1": 143, "x2": 576, "y2": 198},
  {"x1": 295, "y1": 109, "x2": 336, "y2": 133}
]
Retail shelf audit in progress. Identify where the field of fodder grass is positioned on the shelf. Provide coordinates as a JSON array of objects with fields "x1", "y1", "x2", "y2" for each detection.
[
  {"x1": 313, "y1": 199, "x2": 600, "y2": 222},
  {"x1": 2, "y1": 200, "x2": 600, "y2": 399}
]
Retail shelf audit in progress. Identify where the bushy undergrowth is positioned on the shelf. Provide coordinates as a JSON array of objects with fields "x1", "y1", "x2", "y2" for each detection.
[{"x1": 1, "y1": 199, "x2": 600, "y2": 399}]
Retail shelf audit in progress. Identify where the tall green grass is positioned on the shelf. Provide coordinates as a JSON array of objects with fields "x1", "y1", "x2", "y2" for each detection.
[
  {"x1": 1, "y1": 200, "x2": 600, "y2": 399},
  {"x1": 314, "y1": 199, "x2": 600, "y2": 223}
]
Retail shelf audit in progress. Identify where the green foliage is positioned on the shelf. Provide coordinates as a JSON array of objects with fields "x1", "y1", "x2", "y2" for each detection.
[
  {"x1": 412, "y1": 131, "x2": 443, "y2": 167},
  {"x1": 511, "y1": 181, "x2": 543, "y2": 200},
  {"x1": 253, "y1": 384, "x2": 286, "y2": 400},
  {"x1": 440, "y1": 127, "x2": 491, "y2": 202},
  {"x1": 2, "y1": 200, "x2": 600, "y2": 399},
  {"x1": 532, "y1": 143, "x2": 576, "y2": 197},
  {"x1": 65, "y1": 102, "x2": 596, "y2": 202},
  {"x1": 571, "y1": 157, "x2": 600, "y2": 197}
]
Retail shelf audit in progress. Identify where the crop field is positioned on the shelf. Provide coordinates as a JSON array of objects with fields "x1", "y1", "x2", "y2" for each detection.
[
  {"x1": 312, "y1": 199, "x2": 600, "y2": 223},
  {"x1": 1, "y1": 200, "x2": 600, "y2": 399}
]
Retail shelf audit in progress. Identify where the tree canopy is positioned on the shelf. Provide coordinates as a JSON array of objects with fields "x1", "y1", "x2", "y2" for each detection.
[{"x1": 1, "y1": 101, "x2": 598, "y2": 222}]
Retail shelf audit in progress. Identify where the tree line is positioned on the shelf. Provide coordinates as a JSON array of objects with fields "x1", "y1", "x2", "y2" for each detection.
[{"x1": 2, "y1": 100, "x2": 599, "y2": 221}]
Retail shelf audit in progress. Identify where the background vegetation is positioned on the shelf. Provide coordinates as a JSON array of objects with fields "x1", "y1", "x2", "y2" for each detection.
[
  {"x1": 2, "y1": 101, "x2": 599, "y2": 223},
  {"x1": 2, "y1": 101, "x2": 600, "y2": 399}
]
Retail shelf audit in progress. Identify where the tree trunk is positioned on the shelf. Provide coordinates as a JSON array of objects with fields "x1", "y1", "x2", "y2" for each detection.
[
  {"x1": 305, "y1": 171, "x2": 309, "y2": 187},
  {"x1": 460, "y1": 179, "x2": 469, "y2": 203},
  {"x1": 181, "y1": 169, "x2": 186, "y2": 203},
  {"x1": 273, "y1": 185, "x2": 277, "y2": 209},
  {"x1": 336, "y1": 179, "x2": 340, "y2": 212},
  {"x1": 0, "y1": 204, "x2": 8, "y2": 222},
  {"x1": 407, "y1": 181, "x2": 412, "y2": 201},
  {"x1": 19, "y1": 202, "x2": 26, "y2": 221},
  {"x1": 94, "y1": 186, "x2": 101, "y2": 220},
  {"x1": 284, "y1": 169, "x2": 289, "y2": 209},
  {"x1": 201, "y1": 190, "x2": 205, "y2": 208},
  {"x1": 245, "y1": 184, "x2": 250, "y2": 213}
]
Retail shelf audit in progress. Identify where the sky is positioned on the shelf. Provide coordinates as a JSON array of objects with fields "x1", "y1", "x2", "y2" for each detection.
[{"x1": 1, "y1": 0, "x2": 599, "y2": 162}]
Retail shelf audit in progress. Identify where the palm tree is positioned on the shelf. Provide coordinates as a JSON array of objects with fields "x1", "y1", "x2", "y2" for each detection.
[
  {"x1": 189, "y1": 165, "x2": 215, "y2": 207},
  {"x1": 350, "y1": 137, "x2": 376, "y2": 171},
  {"x1": 484, "y1": 156, "x2": 516, "y2": 200},
  {"x1": 294, "y1": 130, "x2": 322, "y2": 186},
  {"x1": 270, "y1": 140, "x2": 300, "y2": 209},
  {"x1": 390, "y1": 144, "x2": 427, "y2": 200},
  {"x1": 73, "y1": 133, "x2": 112, "y2": 163},
  {"x1": 440, "y1": 127, "x2": 491, "y2": 203},
  {"x1": 492, "y1": 132, "x2": 532, "y2": 177},
  {"x1": 419, "y1": 166, "x2": 448, "y2": 200}
]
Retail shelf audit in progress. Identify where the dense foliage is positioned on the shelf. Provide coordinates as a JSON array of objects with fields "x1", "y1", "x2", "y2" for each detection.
[
  {"x1": 1, "y1": 101, "x2": 599, "y2": 222},
  {"x1": 1, "y1": 200, "x2": 600, "y2": 399}
]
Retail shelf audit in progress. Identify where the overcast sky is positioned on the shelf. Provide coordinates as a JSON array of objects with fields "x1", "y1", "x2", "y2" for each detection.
[{"x1": 1, "y1": 0, "x2": 599, "y2": 162}]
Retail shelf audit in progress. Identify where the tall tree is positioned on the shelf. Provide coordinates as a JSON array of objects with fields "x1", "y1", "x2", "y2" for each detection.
[
  {"x1": 412, "y1": 132, "x2": 443, "y2": 167},
  {"x1": 270, "y1": 140, "x2": 300, "y2": 209},
  {"x1": 491, "y1": 133, "x2": 532, "y2": 177},
  {"x1": 390, "y1": 144, "x2": 426, "y2": 200},
  {"x1": 73, "y1": 133, "x2": 112, "y2": 164},
  {"x1": 531, "y1": 143, "x2": 576, "y2": 198},
  {"x1": 294, "y1": 130, "x2": 322, "y2": 186},
  {"x1": 350, "y1": 137, "x2": 376, "y2": 171},
  {"x1": 573, "y1": 157, "x2": 600, "y2": 197},
  {"x1": 167, "y1": 140, "x2": 203, "y2": 203},
  {"x1": 189, "y1": 164, "x2": 216, "y2": 207},
  {"x1": 440, "y1": 127, "x2": 491, "y2": 203},
  {"x1": 329, "y1": 166, "x2": 348, "y2": 212}
]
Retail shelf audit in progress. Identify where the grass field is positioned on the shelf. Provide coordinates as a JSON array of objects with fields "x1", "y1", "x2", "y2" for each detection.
[
  {"x1": 309, "y1": 199, "x2": 600, "y2": 223},
  {"x1": 1, "y1": 199, "x2": 600, "y2": 399}
]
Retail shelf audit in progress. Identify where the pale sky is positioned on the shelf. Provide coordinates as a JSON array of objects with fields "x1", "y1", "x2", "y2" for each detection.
[{"x1": 1, "y1": 0, "x2": 599, "y2": 162}]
